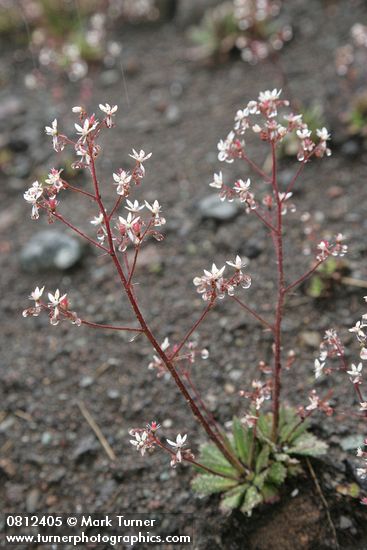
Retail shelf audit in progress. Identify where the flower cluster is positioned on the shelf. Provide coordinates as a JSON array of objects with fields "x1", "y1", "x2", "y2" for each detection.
[
  {"x1": 22, "y1": 286, "x2": 80, "y2": 327},
  {"x1": 240, "y1": 379, "x2": 272, "y2": 411},
  {"x1": 300, "y1": 390, "x2": 333, "y2": 417},
  {"x1": 112, "y1": 150, "x2": 152, "y2": 197},
  {"x1": 316, "y1": 233, "x2": 348, "y2": 262},
  {"x1": 314, "y1": 328, "x2": 344, "y2": 379},
  {"x1": 112, "y1": 199, "x2": 165, "y2": 251},
  {"x1": 193, "y1": 257, "x2": 251, "y2": 301},
  {"x1": 216, "y1": 89, "x2": 331, "y2": 165},
  {"x1": 129, "y1": 423, "x2": 192, "y2": 468}
]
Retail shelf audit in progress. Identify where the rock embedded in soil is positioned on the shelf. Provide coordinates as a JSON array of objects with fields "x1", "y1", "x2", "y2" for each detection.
[
  {"x1": 198, "y1": 194, "x2": 239, "y2": 221},
  {"x1": 20, "y1": 229, "x2": 84, "y2": 272}
]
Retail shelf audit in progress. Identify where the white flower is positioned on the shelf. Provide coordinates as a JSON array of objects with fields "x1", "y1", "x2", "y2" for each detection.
[
  {"x1": 90, "y1": 213, "x2": 104, "y2": 225},
  {"x1": 306, "y1": 394, "x2": 319, "y2": 411},
  {"x1": 145, "y1": 200, "x2": 162, "y2": 216},
  {"x1": 347, "y1": 363, "x2": 363, "y2": 383},
  {"x1": 252, "y1": 124, "x2": 262, "y2": 133},
  {"x1": 166, "y1": 433, "x2": 187, "y2": 464},
  {"x1": 24, "y1": 181, "x2": 43, "y2": 220},
  {"x1": 99, "y1": 103, "x2": 118, "y2": 115},
  {"x1": 297, "y1": 128, "x2": 312, "y2": 140},
  {"x1": 24, "y1": 181, "x2": 43, "y2": 204},
  {"x1": 130, "y1": 431, "x2": 148, "y2": 456},
  {"x1": 247, "y1": 100, "x2": 258, "y2": 114},
  {"x1": 99, "y1": 103, "x2": 118, "y2": 128},
  {"x1": 129, "y1": 149, "x2": 152, "y2": 163},
  {"x1": 161, "y1": 337, "x2": 170, "y2": 351},
  {"x1": 316, "y1": 127, "x2": 330, "y2": 141},
  {"x1": 203, "y1": 263, "x2": 226, "y2": 281},
  {"x1": 360, "y1": 402, "x2": 367, "y2": 411},
  {"x1": 125, "y1": 200, "x2": 145, "y2": 213},
  {"x1": 29, "y1": 286, "x2": 44, "y2": 302},
  {"x1": 45, "y1": 118, "x2": 58, "y2": 138},
  {"x1": 75, "y1": 144, "x2": 91, "y2": 165},
  {"x1": 349, "y1": 321, "x2": 366, "y2": 339},
  {"x1": 45, "y1": 119, "x2": 62, "y2": 152},
  {"x1": 113, "y1": 170, "x2": 132, "y2": 196},
  {"x1": 75, "y1": 118, "x2": 97, "y2": 141},
  {"x1": 258, "y1": 89, "x2": 281, "y2": 102},
  {"x1": 48, "y1": 289, "x2": 67, "y2": 307},
  {"x1": 284, "y1": 113, "x2": 303, "y2": 123},
  {"x1": 145, "y1": 200, "x2": 166, "y2": 226},
  {"x1": 72, "y1": 106, "x2": 83, "y2": 113},
  {"x1": 314, "y1": 358, "x2": 325, "y2": 379},
  {"x1": 278, "y1": 192, "x2": 293, "y2": 202},
  {"x1": 217, "y1": 131, "x2": 235, "y2": 163},
  {"x1": 361, "y1": 348, "x2": 367, "y2": 361},
  {"x1": 226, "y1": 255, "x2": 246, "y2": 270},
  {"x1": 45, "y1": 168, "x2": 63, "y2": 190},
  {"x1": 118, "y1": 213, "x2": 140, "y2": 230},
  {"x1": 209, "y1": 171, "x2": 223, "y2": 189}
]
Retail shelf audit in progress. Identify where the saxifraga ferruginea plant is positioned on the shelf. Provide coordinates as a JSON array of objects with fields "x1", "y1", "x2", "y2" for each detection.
[{"x1": 23, "y1": 92, "x2": 367, "y2": 514}]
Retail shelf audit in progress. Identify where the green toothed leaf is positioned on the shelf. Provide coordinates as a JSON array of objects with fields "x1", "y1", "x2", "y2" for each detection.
[
  {"x1": 198, "y1": 443, "x2": 238, "y2": 477},
  {"x1": 220, "y1": 484, "x2": 248, "y2": 512},
  {"x1": 241, "y1": 486, "x2": 263, "y2": 515},
  {"x1": 232, "y1": 416, "x2": 251, "y2": 464},
  {"x1": 262, "y1": 483, "x2": 280, "y2": 502},
  {"x1": 256, "y1": 445, "x2": 270, "y2": 473},
  {"x1": 267, "y1": 462, "x2": 287, "y2": 485},
  {"x1": 191, "y1": 474, "x2": 238, "y2": 496},
  {"x1": 287, "y1": 433, "x2": 328, "y2": 457}
]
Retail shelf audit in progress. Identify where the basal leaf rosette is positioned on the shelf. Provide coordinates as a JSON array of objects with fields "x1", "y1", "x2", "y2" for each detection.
[{"x1": 191, "y1": 407, "x2": 327, "y2": 515}]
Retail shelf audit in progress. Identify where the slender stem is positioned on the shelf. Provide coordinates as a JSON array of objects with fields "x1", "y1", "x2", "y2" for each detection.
[
  {"x1": 270, "y1": 141, "x2": 285, "y2": 442},
  {"x1": 171, "y1": 297, "x2": 215, "y2": 361},
  {"x1": 284, "y1": 259, "x2": 324, "y2": 294},
  {"x1": 109, "y1": 196, "x2": 123, "y2": 220},
  {"x1": 231, "y1": 296, "x2": 274, "y2": 332},
  {"x1": 62, "y1": 180, "x2": 97, "y2": 200},
  {"x1": 253, "y1": 209, "x2": 278, "y2": 233},
  {"x1": 42, "y1": 207, "x2": 109, "y2": 253},
  {"x1": 127, "y1": 221, "x2": 153, "y2": 285},
  {"x1": 152, "y1": 437, "x2": 239, "y2": 481},
  {"x1": 87, "y1": 144, "x2": 245, "y2": 474},
  {"x1": 241, "y1": 150, "x2": 272, "y2": 183},
  {"x1": 284, "y1": 161, "x2": 306, "y2": 197},
  {"x1": 80, "y1": 319, "x2": 143, "y2": 333},
  {"x1": 127, "y1": 247, "x2": 140, "y2": 285}
]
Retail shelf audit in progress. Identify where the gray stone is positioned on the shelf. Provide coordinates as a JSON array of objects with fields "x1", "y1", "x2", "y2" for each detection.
[
  {"x1": 198, "y1": 194, "x2": 238, "y2": 221},
  {"x1": 165, "y1": 104, "x2": 181, "y2": 126},
  {"x1": 26, "y1": 488, "x2": 40, "y2": 513},
  {"x1": 339, "y1": 516, "x2": 353, "y2": 530},
  {"x1": 79, "y1": 376, "x2": 94, "y2": 388},
  {"x1": 73, "y1": 435, "x2": 99, "y2": 461},
  {"x1": 341, "y1": 139, "x2": 362, "y2": 158},
  {"x1": 20, "y1": 230, "x2": 84, "y2": 272}
]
